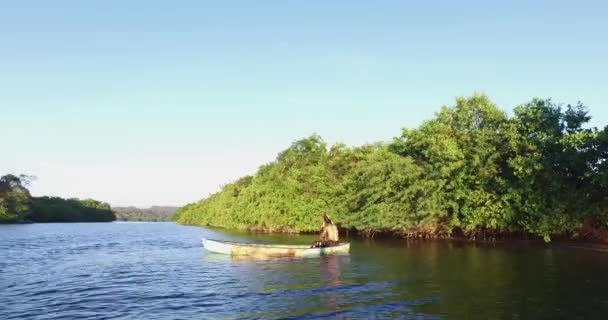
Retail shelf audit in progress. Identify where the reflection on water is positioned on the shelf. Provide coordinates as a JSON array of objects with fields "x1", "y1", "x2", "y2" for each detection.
[
  {"x1": 2, "y1": 223, "x2": 608, "y2": 319},
  {"x1": 322, "y1": 255, "x2": 344, "y2": 312}
]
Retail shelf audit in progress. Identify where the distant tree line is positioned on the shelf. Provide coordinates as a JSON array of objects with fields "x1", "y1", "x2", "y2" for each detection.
[
  {"x1": 175, "y1": 95, "x2": 608, "y2": 242},
  {"x1": 0, "y1": 174, "x2": 115, "y2": 223},
  {"x1": 113, "y1": 206, "x2": 178, "y2": 222},
  {"x1": 31, "y1": 197, "x2": 115, "y2": 222}
]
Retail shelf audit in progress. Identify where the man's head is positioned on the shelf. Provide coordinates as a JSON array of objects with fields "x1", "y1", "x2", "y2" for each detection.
[{"x1": 323, "y1": 212, "x2": 333, "y2": 225}]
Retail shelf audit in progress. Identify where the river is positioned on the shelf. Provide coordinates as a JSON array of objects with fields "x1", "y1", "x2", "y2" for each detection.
[{"x1": 1, "y1": 222, "x2": 607, "y2": 319}]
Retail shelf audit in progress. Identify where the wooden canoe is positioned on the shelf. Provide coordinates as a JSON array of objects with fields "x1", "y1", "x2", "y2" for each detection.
[{"x1": 202, "y1": 238, "x2": 350, "y2": 257}]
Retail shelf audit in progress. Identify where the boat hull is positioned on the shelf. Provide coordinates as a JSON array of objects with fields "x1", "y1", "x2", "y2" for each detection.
[{"x1": 202, "y1": 238, "x2": 350, "y2": 257}]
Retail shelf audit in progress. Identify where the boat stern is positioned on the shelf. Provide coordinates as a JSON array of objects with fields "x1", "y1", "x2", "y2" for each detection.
[{"x1": 202, "y1": 238, "x2": 233, "y2": 255}]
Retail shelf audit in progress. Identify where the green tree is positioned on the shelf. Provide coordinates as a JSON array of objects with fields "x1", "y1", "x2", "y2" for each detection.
[
  {"x1": 0, "y1": 174, "x2": 34, "y2": 223},
  {"x1": 389, "y1": 95, "x2": 515, "y2": 237},
  {"x1": 506, "y1": 100, "x2": 607, "y2": 240}
]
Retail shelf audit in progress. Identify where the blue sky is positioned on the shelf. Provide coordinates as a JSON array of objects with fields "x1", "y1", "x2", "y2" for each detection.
[{"x1": 1, "y1": 1, "x2": 607, "y2": 207}]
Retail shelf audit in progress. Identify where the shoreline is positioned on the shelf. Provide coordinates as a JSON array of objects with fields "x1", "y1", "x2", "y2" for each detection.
[{"x1": 178, "y1": 221, "x2": 608, "y2": 246}]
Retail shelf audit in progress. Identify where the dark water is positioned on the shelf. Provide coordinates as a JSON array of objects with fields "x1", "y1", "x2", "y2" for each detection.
[{"x1": 2, "y1": 223, "x2": 608, "y2": 319}]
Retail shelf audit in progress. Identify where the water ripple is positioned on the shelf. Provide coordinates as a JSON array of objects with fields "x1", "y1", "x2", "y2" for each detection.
[{"x1": 0, "y1": 223, "x2": 442, "y2": 319}]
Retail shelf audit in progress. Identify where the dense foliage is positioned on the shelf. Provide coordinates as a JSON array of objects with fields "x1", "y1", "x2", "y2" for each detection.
[
  {"x1": 175, "y1": 95, "x2": 608, "y2": 241},
  {"x1": 30, "y1": 197, "x2": 115, "y2": 222},
  {"x1": 113, "y1": 206, "x2": 178, "y2": 221},
  {"x1": 0, "y1": 174, "x2": 115, "y2": 223}
]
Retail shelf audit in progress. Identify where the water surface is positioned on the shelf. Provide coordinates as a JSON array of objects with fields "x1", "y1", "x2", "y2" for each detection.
[{"x1": 1, "y1": 222, "x2": 608, "y2": 319}]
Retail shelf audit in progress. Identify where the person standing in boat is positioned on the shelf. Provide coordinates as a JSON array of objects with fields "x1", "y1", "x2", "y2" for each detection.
[{"x1": 312, "y1": 212, "x2": 339, "y2": 248}]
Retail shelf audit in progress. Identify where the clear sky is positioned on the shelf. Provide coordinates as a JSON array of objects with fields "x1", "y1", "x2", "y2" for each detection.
[{"x1": 2, "y1": 1, "x2": 607, "y2": 207}]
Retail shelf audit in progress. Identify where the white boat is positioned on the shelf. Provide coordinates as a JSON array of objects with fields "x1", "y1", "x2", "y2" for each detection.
[{"x1": 202, "y1": 238, "x2": 350, "y2": 257}]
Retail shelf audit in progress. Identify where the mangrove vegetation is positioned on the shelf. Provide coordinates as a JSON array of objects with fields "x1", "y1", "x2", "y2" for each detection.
[{"x1": 175, "y1": 95, "x2": 608, "y2": 242}]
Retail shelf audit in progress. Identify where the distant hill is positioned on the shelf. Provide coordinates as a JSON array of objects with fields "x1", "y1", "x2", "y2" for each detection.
[{"x1": 112, "y1": 206, "x2": 179, "y2": 222}]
